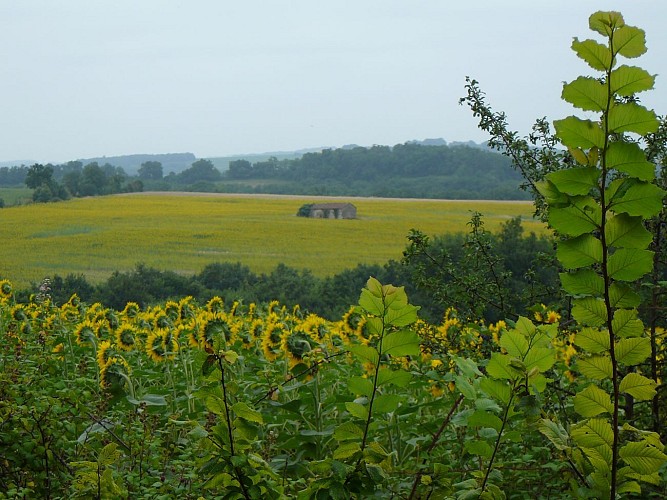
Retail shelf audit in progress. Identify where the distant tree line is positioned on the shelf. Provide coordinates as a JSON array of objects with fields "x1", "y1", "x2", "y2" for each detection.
[
  {"x1": 222, "y1": 143, "x2": 530, "y2": 199},
  {"x1": 13, "y1": 218, "x2": 557, "y2": 323},
  {"x1": 3, "y1": 143, "x2": 532, "y2": 202}
]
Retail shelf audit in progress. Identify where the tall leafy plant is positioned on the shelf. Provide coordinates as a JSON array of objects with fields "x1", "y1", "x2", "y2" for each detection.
[{"x1": 536, "y1": 11, "x2": 667, "y2": 498}]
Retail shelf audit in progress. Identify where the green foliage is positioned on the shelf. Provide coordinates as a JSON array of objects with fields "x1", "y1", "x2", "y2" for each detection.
[{"x1": 534, "y1": 10, "x2": 667, "y2": 498}]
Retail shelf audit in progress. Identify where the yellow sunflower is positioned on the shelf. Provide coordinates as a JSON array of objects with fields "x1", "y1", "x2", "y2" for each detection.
[
  {"x1": 206, "y1": 296, "x2": 225, "y2": 313},
  {"x1": 0, "y1": 279, "x2": 13, "y2": 298},
  {"x1": 99, "y1": 356, "x2": 131, "y2": 389},
  {"x1": 115, "y1": 324, "x2": 138, "y2": 351},
  {"x1": 122, "y1": 302, "x2": 141, "y2": 319},
  {"x1": 74, "y1": 320, "x2": 97, "y2": 346}
]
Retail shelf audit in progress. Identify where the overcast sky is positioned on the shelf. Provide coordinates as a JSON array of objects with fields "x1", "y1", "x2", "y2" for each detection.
[{"x1": 1, "y1": 1, "x2": 665, "y2": 164}]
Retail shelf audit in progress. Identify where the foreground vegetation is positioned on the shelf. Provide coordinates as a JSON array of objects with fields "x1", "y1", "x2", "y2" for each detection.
[{"x1": 2, "y1": 10, "x2": 667, "y2": 499}]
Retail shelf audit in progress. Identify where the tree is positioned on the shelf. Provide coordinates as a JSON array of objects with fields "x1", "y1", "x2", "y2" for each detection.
[
  {"x1": 138, "y1": 161, "x2": 163, "y2": 180},
  {"x1": 25, "y1": 163, "x2": 54, "y2": 189},
  {"x1": 177, "y1": 159, "x2": 221, "y2": 184}
]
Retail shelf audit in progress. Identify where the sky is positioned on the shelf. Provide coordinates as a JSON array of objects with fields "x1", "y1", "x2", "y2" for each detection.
[{"x1": 1, "y1": 1, "x2": 666, "y2": 164}]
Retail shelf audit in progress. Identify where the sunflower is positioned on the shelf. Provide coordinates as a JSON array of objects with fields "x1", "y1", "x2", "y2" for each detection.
[
  {"x1": 199, "y1": 312, "x2": 232, "y2": 351},
  {"x1": 10, "y1": 304, "x2": 28, "y2": 322},
  {"x1": 60, "y1": 303, "x2": 81, "y2": 323},
  {"x1": 280, "y1": 330, "x2": 312, "y2": 369},
  {"x1": 153, "y1": 310, "x2": 173, "y2": 330},
  {"x1": 122, "y1": 302, "x2": 141, "y2": 319},
  {"x1": 96, "y1": 340, "x2": 116, "y2": 368},
  {"x1": 179, "y1": 296, "x2": 196, "y2": 321},
  {"x1": 261, "y1": 321, "x2": 284, "y2": 362},
  {"x1": 298, "y1": 314, "x2": 328, "y2": 343},
  {"x1": 115, "y1": 324, "x2": 138, "y2": 351},
  {"x1": 206, "y1": 296, "x2": 225, "y2": 314},
  {"x1": 99, "y1": 356, "x2": 131, "y2": 389},
  {"x1": 164, "y1": 301, "x2": 180, "y2": 321},
  {"x1": 145, "y1": 329, "x2": 177, "y2": 363},
  {"x1": 75, "y1": 320, "x2": 97, "y2": 346},
  {"x1": 0, "y1": 279, "x2": 13, "y2": 298}
]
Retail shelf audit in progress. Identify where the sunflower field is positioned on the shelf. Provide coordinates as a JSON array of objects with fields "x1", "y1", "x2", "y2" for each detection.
[{"x1": 3, "y1": 274, "x2": 664, "y2": 499}]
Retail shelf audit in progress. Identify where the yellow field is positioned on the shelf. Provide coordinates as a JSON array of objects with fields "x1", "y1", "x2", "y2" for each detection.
[{"x1": 1, "y1": 193, "x2": 546, "y2": 287}]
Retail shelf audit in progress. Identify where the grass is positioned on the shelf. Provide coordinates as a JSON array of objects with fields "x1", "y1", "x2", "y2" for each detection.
[
  {"x1": 1, "y1": 193, "x2": 546, "y2": 287},
  {"x1": 0, "y1": 187, "x2": 32, "y2": 206}
]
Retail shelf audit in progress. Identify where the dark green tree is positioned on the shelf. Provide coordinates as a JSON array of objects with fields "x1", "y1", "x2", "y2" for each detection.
[{"x1": 138, "y1": 161, "x2": 163, "y2": 180}]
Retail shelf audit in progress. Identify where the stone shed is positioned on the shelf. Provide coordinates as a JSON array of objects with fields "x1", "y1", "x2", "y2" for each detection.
[{"x1": 308, "y1": 203, "x2": 357, "y2": 219}]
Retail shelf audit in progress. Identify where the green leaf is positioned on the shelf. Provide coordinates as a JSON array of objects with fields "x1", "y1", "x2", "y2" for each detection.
[
  {"x1": 561, "y1": 77, "x2": 607, "y2": 112},
  {"x1": 572, "y1": 38, "x2": 612, "y2": 71},
  {"x1": 546, "y1": 166, "x2": 600, "y2": 195},
  {"x1": 615, "y1": 337, "x2": 651, "y2": 366},
  {"x1": 571, "y1": 418, "x2": 614, "y2": 449},
  {"x1": 348, "y1": 344, "x2": 379, "y2": 365},
  {"x1": 612, "y1": 309, "x2": 644, "y2": 338},
  {"x1": 348, "y1": 376, "x2": 374, "y2": 397},
  {"x1": 232, "y1": 402, "x2": 263, "y2": 424},
  {"x1": 333, "y1": 441, "x2": 361, "y2": 460},
  {"x1": 610, "y1": 65, "x2": 655, "y2": 96},
  {"x1": 609, "y1": 282, "x2": 641, "y2": 308},
  {"x1": 574, "y1": 384, "x2": 613, "y2": 417},
  {"x1": 576, "y1": 354, "x2": 612, "y2": 379},
  {"x1": 557, "y1": 234, "x2": 602, "y2": 269},
  {"x1": 98, "y1": 443, "x2": 120, "y2": 467},
  {"x1": 373, "y1": 394, "x2": 402, "y2": 413},
  {"x1": 605, "y1": 213, "x2": 653, "y2": 250},
  {"x1": 549, "y1": 197, "x2": 601, "y2": 236},
  {"x1": 467, "y1": 410, "x2": 503, "y2": 432},
  {"x1": 572, "y1": 297, "x2": 608, "y2": 327},
  {"x1": 202, "y1": 354, "x2": 218, "y2": 376},
  {"x1": 486, "y1": 353, "x2": 519, "y2": 380},
  {"x1": 365, "y1": 276, "x2": 383, "y2": 296},
  {"x1": 499, "y1": 329, "x2": 528, "y2": 358},
  {"x1": 619, "y1": 373, "x2": 657, "y2": 401},
  {"x1": 381, "y1": 329, "x2": 421, "y2": 357},
  {"x1": 454, "y1": 375, "x2": 476, "y2": 400},
  {"x1": 464, "y1": 439, "x2": 493, "y2": 459},
  {"x1": 359, "y1": 288, "x2": 384, "y2": 317},
  {"x1": 605, "y1": 142, "x2": 655, "y2": 181},
  {"x1": 614, "y1": 25, "x2": 648, "y2": 58},
  {"x1": 377, "y1": 368, "x2": 412, "y2": 387},
  {"x1": 384, "y1": 303, "x2": 419, "y2": 327},
  {"x1": 619, "y1": 440, "x2": 667, "y2": 474},
  {"x1": 608, "y1": 248, "x2": 654, "y2": 281},
  {"x1": 611, "y1": 182, "x2": 665, "y2": 217},
  {"x1": 479, "y1": 378, "x2": 510, "y2": 404},
  {"x1": 574, "y1": 327, "x2": 610, "y2": 353},
  {"x1": 524, "y1": 347, "x2": 555, "y2": 373},
  {"x1": 554, "y1": 116, "x2": 605, "y2": 149},
  {"x1": 538, "y1": 419, "x2": 570, "y2": 451},
  {"x1": 345, "y1": 402, "x2": 369, "y2": 420},
  {"x1": 334, "y1": 422, "x2": 363, "y2": 442},
  {"x1": 607, "y1": 103, "x2": 659, "y2": 135},
  {"x1": 560, "y1": 269, "x2": 604, "y2": 296},
  {"x1": 589, "y1": 11, "x2": 624, "y2": 37},
  {"x1": 535, "y1": 179, "x2": 570, "y2": 204}
]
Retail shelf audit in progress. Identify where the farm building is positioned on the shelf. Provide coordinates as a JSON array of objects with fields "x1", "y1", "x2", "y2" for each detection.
[{"x1": 308, "y1": 203, "x2": 357, "y2": 219}]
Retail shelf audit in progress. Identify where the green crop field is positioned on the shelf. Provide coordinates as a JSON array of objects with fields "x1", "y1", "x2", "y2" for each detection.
[
  {"x1": 1, "y1": 192, "x2": 545, "y2": 287},
  {"x1": 0, "y1": 187, "x2": 32, "y2": 206}
]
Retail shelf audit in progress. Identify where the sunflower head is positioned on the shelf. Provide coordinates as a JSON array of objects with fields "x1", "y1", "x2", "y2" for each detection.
[
  {"x1": 11, "y1": 304, "x2": 28, "y2": 322},
  {"x1": 122, "y1": 302, "x2": 141, "y2": 319},
  {"x1": 75, "y1": 321, "x2": 97, "y2": 346},
  {"x1": 116, "y1": 324, "x2": 137, "y2": 351},
  {"x1": 0, "y1": 279, "x2": 13, "y2": 298},
  {"x1": 206, "y1": 296, "x2": 225, "y2": 314},
  {"x1": 99, "y1": 356, "x2": 131, "y2": 390},
  {"x1": 96, "y1": 340, "x2": 116, "y2": 368}
]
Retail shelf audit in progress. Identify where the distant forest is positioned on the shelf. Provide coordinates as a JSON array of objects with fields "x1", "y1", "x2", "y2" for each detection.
[{"x1": 1, "y1": 142, "x2": 531, "y2": 202}]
